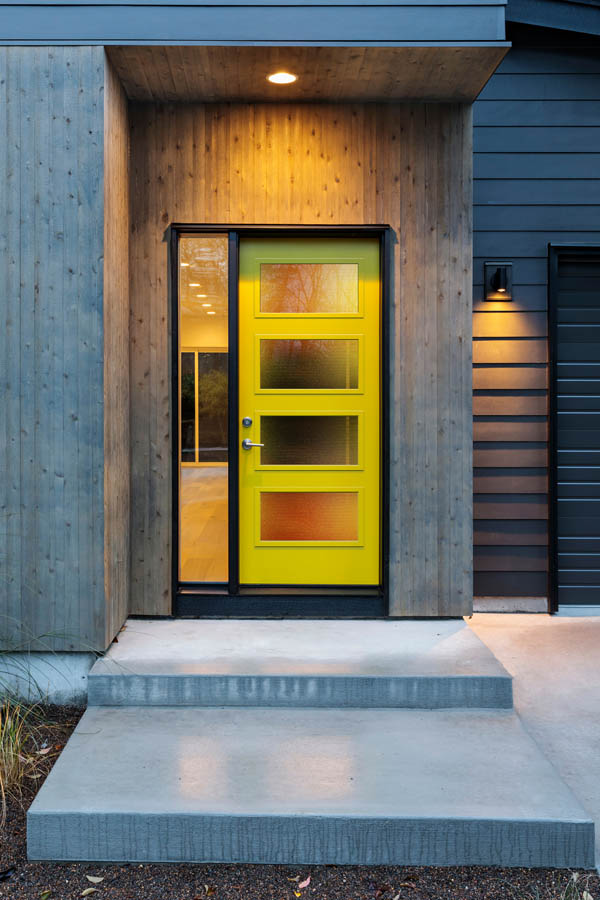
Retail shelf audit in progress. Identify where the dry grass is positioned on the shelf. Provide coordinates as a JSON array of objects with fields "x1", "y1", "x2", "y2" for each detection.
[
  {"x1": 0, "y1": 698, "x2": 50, "y2": 824},
  {"x1": 503, "y1": 870, "x2": 596, "y2": 900}
]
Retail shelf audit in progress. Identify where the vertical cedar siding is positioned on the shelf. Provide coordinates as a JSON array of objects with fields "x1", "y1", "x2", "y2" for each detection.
[
  {"x1": 103, "y1": 54, "x2": 131, "y2": 646},
  {"x1": 0, "y1": 47, "x2": 129, "y2": 650},
  {"x1": 128, "y1": 102, "x2": 473, "y2": 617},
  {"x1": 473, "y1": 24, "x2": 600, "y2": 599}
]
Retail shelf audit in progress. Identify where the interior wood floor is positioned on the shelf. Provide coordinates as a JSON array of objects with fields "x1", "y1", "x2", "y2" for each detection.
[{"x1": 180, "y1": 465, "x2": 228, "y2": 583}]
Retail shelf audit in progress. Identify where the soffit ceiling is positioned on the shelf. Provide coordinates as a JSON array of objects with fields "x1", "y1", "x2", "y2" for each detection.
[{"x1": 107, "y1": 45, "x2": 509, "y2": 103}]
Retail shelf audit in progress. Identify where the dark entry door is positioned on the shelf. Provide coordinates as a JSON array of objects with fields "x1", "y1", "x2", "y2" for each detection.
[{"x1": 551, "y1": 246, "x2": 600, "y2": 610}]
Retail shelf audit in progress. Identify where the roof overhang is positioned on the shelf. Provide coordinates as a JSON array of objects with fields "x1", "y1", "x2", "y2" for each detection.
[
  {"x1": 0, "y1": 0, "x2": 509, "y2": 101},
  {"x1": 107, "y1": 44, "x2": 509, "y2": 103}
]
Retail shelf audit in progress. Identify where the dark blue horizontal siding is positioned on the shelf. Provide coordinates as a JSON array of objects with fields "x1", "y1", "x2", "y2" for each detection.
[{"x1": 473, "y1": 24, "x2": 600, "y2": 600}]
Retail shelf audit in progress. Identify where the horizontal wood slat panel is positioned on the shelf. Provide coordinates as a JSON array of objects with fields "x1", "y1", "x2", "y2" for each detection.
[
  {"x1": 474, "y1": 571, "x2": 548, "y2": 596},
  {"x1": 472, "y1": 312, "x2": 547, "y2": 338},
  {"x1": 474, "y1": 100, "x2": 600, "y2": 127},
  {"x1": 474, "y1": 519, "x2": 548, "y2": 544},
  {"x1": 472, "y1": 366, "x2": 548, "y2": 390},
  {"x1": 474, "y1": 473, "x2": 548, "y2": 493},
  {"x1": 478, "y1": 73, "x2": 600, "y2": 101},
  {"x1": 475, "y1": 206, "x2": 600, "y2": 232},
  {"x1": 473, "y1": 339, "x2": 548, "y2": 364},
  {"x1": 474, "y1": 126, "x2": 600, "y2": 154},
  {"x1": 473, "y1": 448, "x2": 548, "y2": 466},
  {"x1": 473, "y1": 394, "x2": 547, "y2": 415},
  {"x1": 474, "y1": 545, "x2": 548, "y2": 571},
  {"x1": 475, "y1": 232, "x2": 600, "y2": 258},
  {"x1": 475, "y1": 153, "x2": 600, "y2": 179},
  {"x1": 474, "y1": 496, "x2": 548, "y2": 519},
  {"x1": 474, "y1": 420, "x2": 548, "y2": 441}
]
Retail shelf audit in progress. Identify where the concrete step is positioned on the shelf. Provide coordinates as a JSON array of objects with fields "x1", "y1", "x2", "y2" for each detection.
[
  {"x1": 28, "y1": 706, "x2": 594, "y2": 867},
  {"x1": 88, "y1": 619, "x2": 513, "y2": 709}
]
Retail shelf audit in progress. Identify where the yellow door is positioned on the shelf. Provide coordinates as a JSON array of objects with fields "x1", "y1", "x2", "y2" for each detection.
[{"x1": 239, "y1": 237, "x2": 380, "y2": 585}]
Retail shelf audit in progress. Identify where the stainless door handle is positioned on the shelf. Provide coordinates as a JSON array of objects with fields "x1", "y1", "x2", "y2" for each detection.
[{"x1": 242, "y1": 438, "x2": 264, "y2": 450}]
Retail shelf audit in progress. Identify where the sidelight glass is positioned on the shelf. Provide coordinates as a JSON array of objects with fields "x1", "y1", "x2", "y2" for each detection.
[
  {"x1": 260, "y1": 339, "x2": 359, "y2": 390},
  {"x1": 260, "y1": 492, "x2": 359, "y2": 542},
  {"x1": 260, "y1": 415, "x2": 358, "y2": 466},
  {"x1": 260, "y1": 263, "x2": 359, "y2": 314},
  {"x1": 179, "y1": 234, "x2": 229, "y2": 583}
]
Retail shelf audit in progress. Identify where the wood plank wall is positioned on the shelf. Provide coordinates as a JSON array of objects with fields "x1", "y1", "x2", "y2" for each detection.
[
  {"x1": 129, "y1": 101, "x2": 473, "y2": 616},
  {"x1": 472, "y1": 25, "x2": 600, "y2": 599},
  {"x1": 0, "y1": 47, "x2": 107, "y2": 650},
  {"x1": 103, "y1": 55, "x2": 131, "y2": 645}
]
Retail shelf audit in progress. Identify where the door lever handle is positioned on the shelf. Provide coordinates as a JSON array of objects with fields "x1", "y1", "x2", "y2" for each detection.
[{"x1": 242, "y1": 438, "x2": 264, "y2": 450}]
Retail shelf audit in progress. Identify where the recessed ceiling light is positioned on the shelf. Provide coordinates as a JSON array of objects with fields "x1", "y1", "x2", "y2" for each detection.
[
  {"x1": 207, "y1": 310, "x2": 216, "y2": 315},
  {"x1": 189, "y1": 283, "x2": 200, "y2": 287},
  {"x1": 180, "y1": 262, "x2": 190, "y2": 267},
  {"x1": 202, "y1": 303, "x2": 212, "y2": 307},
  {"x1": 268, "y1": 71, "x2": 297, "y2": 85},
  {"x1": 196, "y1": 293, "x2": 207, "y2": 298}
]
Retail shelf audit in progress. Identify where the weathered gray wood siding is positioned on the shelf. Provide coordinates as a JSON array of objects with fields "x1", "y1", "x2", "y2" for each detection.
[
  {"x1": 473, "y1": 25, "x2": 600, "y2": 598},
  {"x1": 0, "y1": 47, "x2": 130, "y2": 650}
]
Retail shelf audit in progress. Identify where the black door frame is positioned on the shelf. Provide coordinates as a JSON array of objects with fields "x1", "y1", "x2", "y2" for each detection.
[
  {"x1": 548, "y1": 242, "x2": 600, "y2": 614},
  {"x1": 167, "y1": 224, "x2": 393, "y2": 617}
]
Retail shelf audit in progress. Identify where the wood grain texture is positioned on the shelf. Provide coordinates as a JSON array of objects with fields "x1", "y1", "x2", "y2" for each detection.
[
  {"x1": 107, "y1": 46, "x2": 507, "y2": 104},
  {"x1": 129, "y1": 101, "x2": 473, "y2": 616},
  {"x1": 0, "y1": 47, "x2": 106, "y2": 650},
  {"x1": 103, "y1": 54, "x2": 131, "y2": 646}
]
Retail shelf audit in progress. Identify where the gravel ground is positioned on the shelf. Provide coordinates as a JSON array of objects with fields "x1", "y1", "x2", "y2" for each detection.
[{"x1": 1, "y1": 707, "x2": 598, "y2": 900}]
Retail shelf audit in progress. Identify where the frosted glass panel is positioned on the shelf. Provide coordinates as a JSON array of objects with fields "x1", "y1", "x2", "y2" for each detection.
[
  {"x1": 260, "y1": 263, "x2": 358, "y2": 313},
  {"x1": 260, "y1": 339, "x2": 359, "y2": 390},
  {"x1": 261, "y1": 416, "x2": 358, "y2": 466},
  {"x1": 261, "y1": 492, "x2": 359, "y2": 541}
]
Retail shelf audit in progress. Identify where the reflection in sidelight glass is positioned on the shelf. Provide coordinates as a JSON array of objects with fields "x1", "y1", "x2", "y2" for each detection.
[
  {"x1": 260, "y1": 263, "x2": 359, "y2": 313},
  {"x1": 179, "y1": 235, "x2": 228, "y2": 583},
  {"x1": 260, "y1": 492, "x2": 359, "y2": 542},
  {"x1": 260, "y1": 339, "x2": 359, "y2": 390},
  {"x1": 260, "y1": 416, "x2": 358, "y2": 466}
]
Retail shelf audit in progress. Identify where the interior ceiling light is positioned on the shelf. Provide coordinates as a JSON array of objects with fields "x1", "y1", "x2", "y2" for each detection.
[
  {"x1": 189, "y1": 283, "x2": 200, "y2": 287},
  {"x1": 207, "y1": 310, "x2": 216, "y2": 315},
  {"x1": 202, "y1": 303, "x2": 212, "y2": 307},
  {"x1": 196, "y1": 293, "x2": 207, "y2": 298},
  {"x1": 180, "y1": 262, "x2": 190, "y2": 267},
  {"x1": 268, "y1": 71, "x2": 297, "y2": 85}
]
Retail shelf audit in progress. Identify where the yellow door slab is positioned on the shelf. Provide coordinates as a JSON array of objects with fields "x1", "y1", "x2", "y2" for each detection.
[{"x1": 239, "y1": 238, "x2": 380, "y2": 586}]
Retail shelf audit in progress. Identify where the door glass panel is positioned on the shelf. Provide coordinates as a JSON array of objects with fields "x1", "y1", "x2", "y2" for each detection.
[
  {"x1": 261, "y1": 416, "x2": 358, "y2": 466},
  {"x1": 260, "y1": 339, "x2": 359, "y2": 390},
  {"x1": 181, "y1": 352, "x2": 196, "y2": 463},
  {"x1": 179, "y1": 234, "x2": 228, "y2": 583},
  {"x1": 260, "y1": 263, "x2": 359, "y2": 313},
  {"x1": 261, "y1": 492, "x2": 359, "y2": 541}
]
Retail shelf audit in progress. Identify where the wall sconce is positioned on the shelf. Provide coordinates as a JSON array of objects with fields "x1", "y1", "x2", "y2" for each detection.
[{"x1": 484, "y1": 262, "x2": 512, "y2": 301}]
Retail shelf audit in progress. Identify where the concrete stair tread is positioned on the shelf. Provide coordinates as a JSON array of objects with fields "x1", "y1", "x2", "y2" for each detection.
[
  {"x1": 88, "y1": 620, "x2": 512, "y2": 709},
  {"x1": 28, "y1": 706, "x2": 594, "y2": 866}
]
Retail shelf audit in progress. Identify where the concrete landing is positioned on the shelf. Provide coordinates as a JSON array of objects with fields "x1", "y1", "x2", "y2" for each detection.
[
  {"x1": 88, "y1": 619, "x2": 512, "y2": 708},
  {"x1": 28, "y1": 706, "x2": 594, "y2": 867}
]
